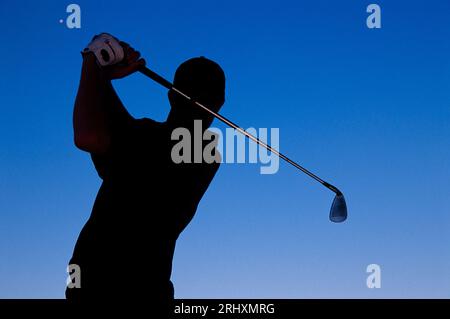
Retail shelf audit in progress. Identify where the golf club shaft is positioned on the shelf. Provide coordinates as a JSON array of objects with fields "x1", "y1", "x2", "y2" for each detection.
[{"x1": 139, "y1": 67, "x2": 341, "y2": 195}]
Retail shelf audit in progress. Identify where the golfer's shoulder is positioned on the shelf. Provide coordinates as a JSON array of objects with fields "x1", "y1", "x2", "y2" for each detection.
[
  {"x1": 211, "y1": 160, "x2": 221, "y2": 174},
  {"x1": 206, "y1": 153, "x2": 221, "y2": 176}
]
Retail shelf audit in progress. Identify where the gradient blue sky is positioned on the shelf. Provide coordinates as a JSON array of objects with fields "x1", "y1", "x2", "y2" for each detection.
[{"x1": 0, "y1": 0, "x2": 449, "y2": 298}]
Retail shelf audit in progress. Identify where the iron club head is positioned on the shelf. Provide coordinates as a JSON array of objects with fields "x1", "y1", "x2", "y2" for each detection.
[{"x1": 330, "y1": 192, "x2": 347, "y2": 223}]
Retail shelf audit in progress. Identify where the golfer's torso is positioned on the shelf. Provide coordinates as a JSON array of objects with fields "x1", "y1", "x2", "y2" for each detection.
[{"x1": 78, "y1": 119, "x2": 219, "y2": 251}]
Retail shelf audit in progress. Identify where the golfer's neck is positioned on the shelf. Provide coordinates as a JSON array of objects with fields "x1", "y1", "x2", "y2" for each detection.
[{"x1": 166, "y1": 111, "x2": 211, "y2": 131}]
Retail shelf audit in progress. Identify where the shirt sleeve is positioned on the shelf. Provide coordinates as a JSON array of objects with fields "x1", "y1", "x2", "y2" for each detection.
[{"x1": 90, "y1": 118, "x2": 156, "y2": 179}]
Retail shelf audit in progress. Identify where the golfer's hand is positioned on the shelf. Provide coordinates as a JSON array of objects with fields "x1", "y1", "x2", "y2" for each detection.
[{"x1": 102, "y1": 41, "x2": 146, "y2": 80}]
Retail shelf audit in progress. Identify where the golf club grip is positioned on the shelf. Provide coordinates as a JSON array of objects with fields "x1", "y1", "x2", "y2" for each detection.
[{"x1": 139, "y1": 67, "x2": 173, "y2": 90}]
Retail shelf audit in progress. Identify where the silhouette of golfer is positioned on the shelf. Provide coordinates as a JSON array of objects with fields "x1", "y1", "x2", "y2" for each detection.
[{"x1": 67, "y1": 41, "x2": 225, "y2": 311}]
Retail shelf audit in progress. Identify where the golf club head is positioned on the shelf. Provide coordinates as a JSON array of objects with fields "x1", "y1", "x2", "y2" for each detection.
[{"x1": 330, "y1": 193, "x2": 347, "y2": 223}]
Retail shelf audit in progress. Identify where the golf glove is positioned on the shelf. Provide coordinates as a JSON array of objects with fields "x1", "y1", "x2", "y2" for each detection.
[{"x1": 84, "y1": 33, "x2": 124, "y2": 67}]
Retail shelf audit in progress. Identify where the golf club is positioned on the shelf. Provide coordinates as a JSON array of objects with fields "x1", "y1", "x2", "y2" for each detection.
[
  {"x1": 138, "y1": 67, "x2": 348, "y2": 223},
  {"x1": 86, "y1": 33, "x2": 347, "y2": 223}
]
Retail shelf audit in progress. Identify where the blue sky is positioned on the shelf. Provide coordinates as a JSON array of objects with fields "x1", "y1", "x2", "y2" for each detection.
[{"x1": 0, "y1": 0, "x2": 449, "y2": 298}]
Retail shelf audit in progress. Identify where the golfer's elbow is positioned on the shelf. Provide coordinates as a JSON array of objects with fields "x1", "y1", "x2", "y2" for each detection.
[{"x1": 74, "y1": 131, "x2": 111, "y2": 154}]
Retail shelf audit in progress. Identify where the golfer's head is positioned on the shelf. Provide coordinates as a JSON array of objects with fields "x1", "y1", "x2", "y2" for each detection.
[{"x1": 168, "y1": 57, "x2": 225, "y2": 127}]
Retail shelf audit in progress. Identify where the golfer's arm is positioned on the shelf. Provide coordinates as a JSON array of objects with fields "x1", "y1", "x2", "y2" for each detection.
[{"x1": 73, "y1": 53, "x2": 132, "y2": 153}]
